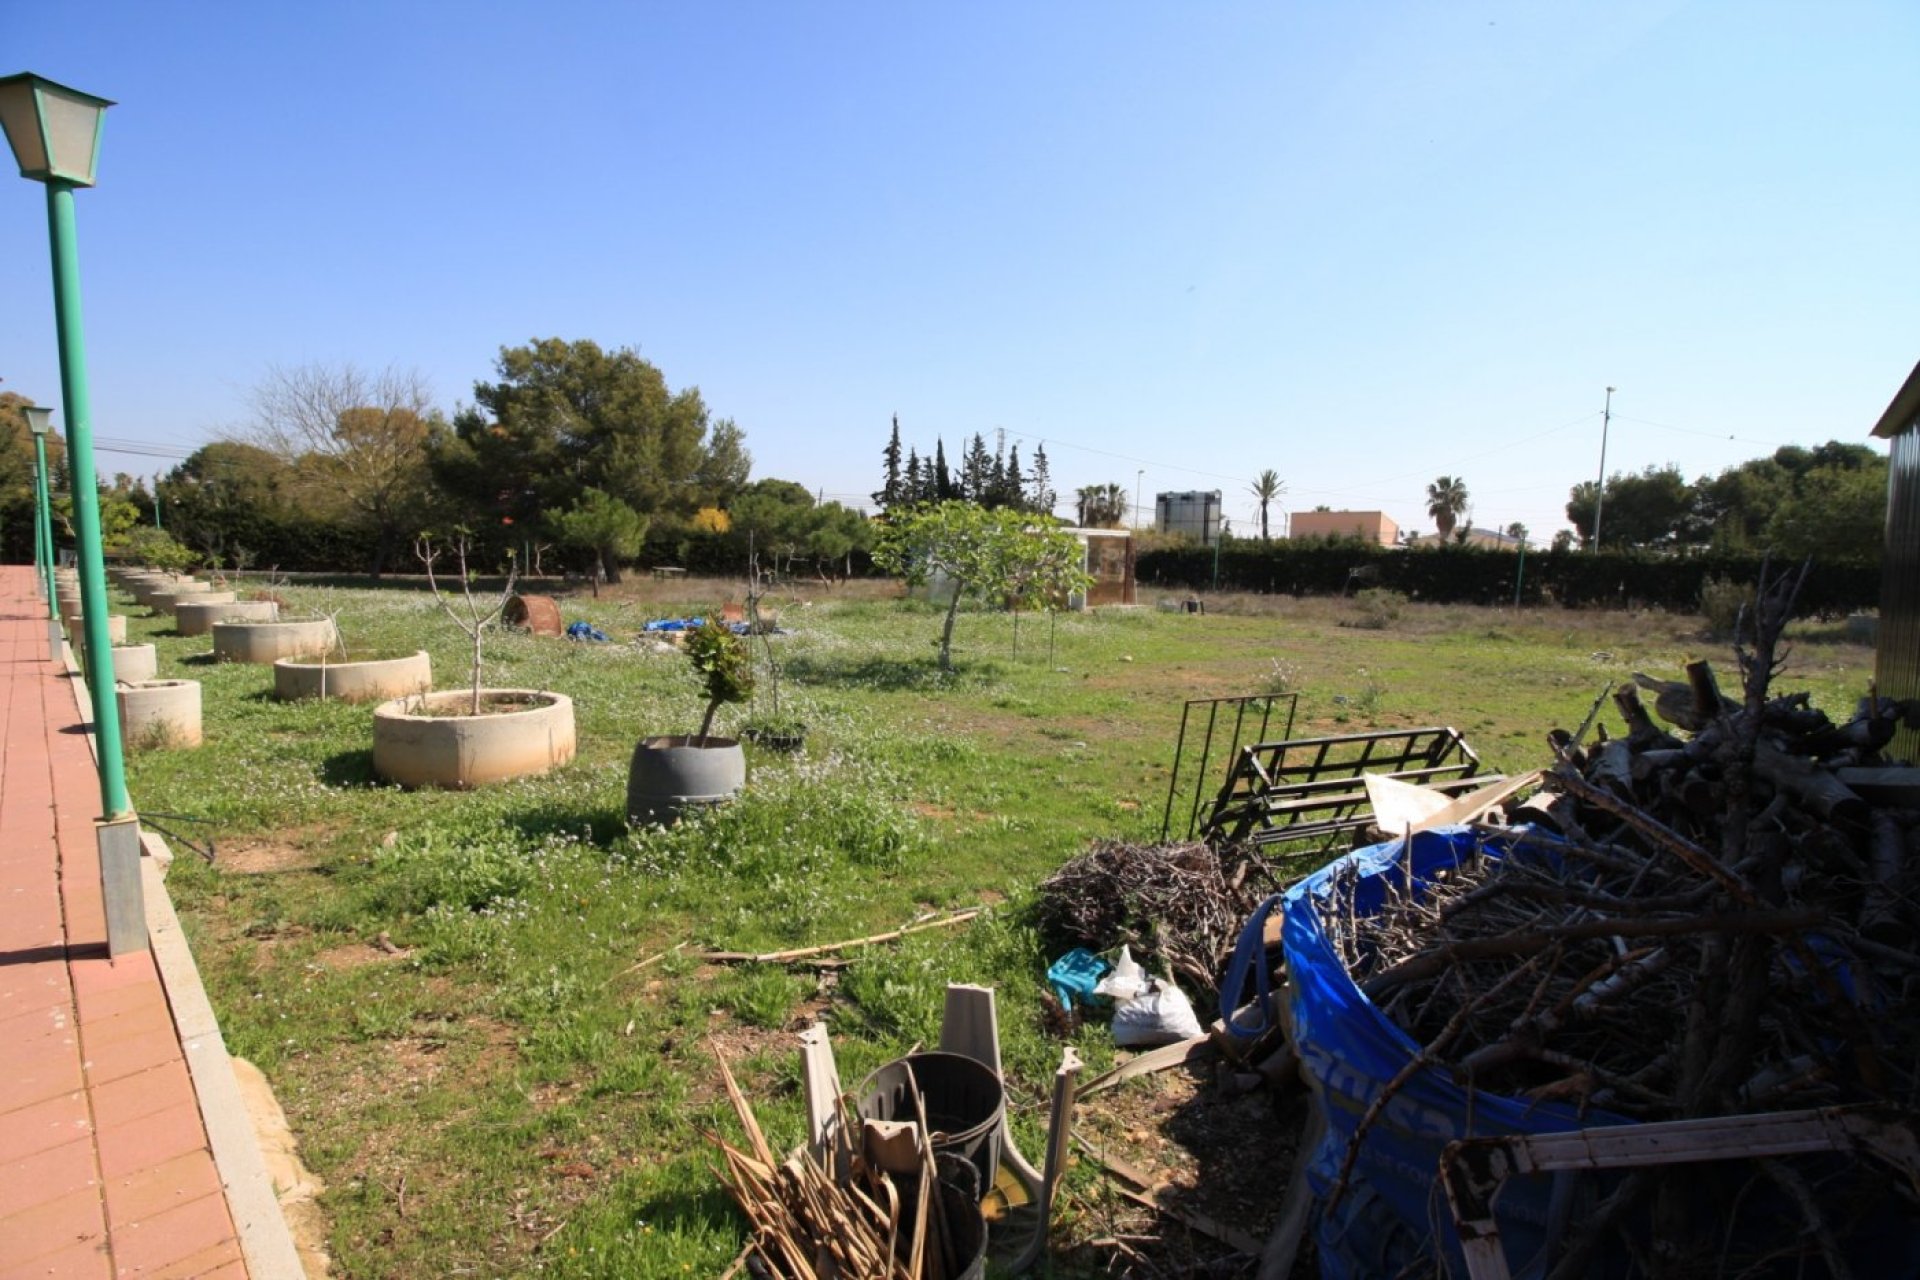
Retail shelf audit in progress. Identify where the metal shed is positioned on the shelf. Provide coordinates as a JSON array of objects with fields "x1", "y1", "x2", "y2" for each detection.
[{"x1": 1871, "y1": 360, "x2": 1920, "y2": 762}]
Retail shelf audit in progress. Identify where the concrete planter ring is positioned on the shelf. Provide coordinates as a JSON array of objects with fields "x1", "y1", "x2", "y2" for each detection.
[
  {"x1": 118, "y1": 679, "x2": 202, "y2": 749},
  {"x1": 66, "y1": 614, "x2": 127, "y2": 644},
  {"x1": 372, "y1": 689, "x2": 576, "y2": 789},
  {"x1": 150, "y1": 585, "x2": 222, "y2": 615},
  {"x1": 211, "y1": 617, "x2": 337, "y2": 664},
  {"x1": 132, "y1": 577, "x2": 195, "y2": 607},
  {"x1": 627, "y1": 735, "x2": 747, "y2": 826},
  {"x1": 110, "y1": 643, "x2": 157, "y2": 684},
  {"x1": 275, "y1": 650, "x2": 431, "y2": 703},
  {"x1": 177, "y1": 599, "x2": 278, "y2": 637}
]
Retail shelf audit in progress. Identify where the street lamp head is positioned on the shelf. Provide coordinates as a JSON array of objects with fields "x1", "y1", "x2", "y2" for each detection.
[
  {"x1": 21, "y1": 404, "x2": 53, "y2": 436},
  {"x1": 0, "y1": 73, "x2": 113, "y2": 187}
]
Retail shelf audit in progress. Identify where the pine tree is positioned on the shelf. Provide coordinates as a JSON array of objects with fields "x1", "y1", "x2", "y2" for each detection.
[
  {"x1": 933, "y1": 439, "x2": 955, "y2": 501},
  {"x1": 1027, "y1": 445, "x2": 1056, "y2": 516},
  {"x1": 1005, "y1": 445, "x2": 1025, "y2": 511},
  {"x1": 875, "y1": 414, "x2": 904, "y2": 509},
  {"x1": 961, "y1": 433, "x2": 992, "y2": 503}
]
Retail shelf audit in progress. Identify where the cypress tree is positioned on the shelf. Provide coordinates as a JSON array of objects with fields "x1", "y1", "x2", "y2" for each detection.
[{"x1": 875, "y1": 414, "x2": 904, "y2": 509}]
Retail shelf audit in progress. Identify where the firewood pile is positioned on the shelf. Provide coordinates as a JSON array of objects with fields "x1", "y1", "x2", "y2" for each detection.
[
  {"x1": 709, "y1": 1049, "x2": 986, "y2": 1280},
  {"x1": 1323, "y1": 564, "x2": 1920, "y2": 1271},
  {"x1": 1036, "y1": 839, "x2": 1279, "y2": 999}
]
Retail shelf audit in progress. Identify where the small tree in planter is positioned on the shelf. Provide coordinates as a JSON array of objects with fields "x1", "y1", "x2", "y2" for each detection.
[
  {"x1": 628, "y1": 615, "x2": 755, "y2": 824},
  {"x1": 417, "y1": 532, "x2": 517, "y2": 715},
  {"x1": 371, "y1": 533, "x2": 576, "y2": 788},
  {"x1": 684, "y1": 616, "x2": 754, "y2": 742}
]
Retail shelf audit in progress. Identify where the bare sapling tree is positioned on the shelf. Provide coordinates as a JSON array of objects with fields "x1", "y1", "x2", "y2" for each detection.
[{"x1": 416, "y1": 533, "x2": 518, "y2": 715}]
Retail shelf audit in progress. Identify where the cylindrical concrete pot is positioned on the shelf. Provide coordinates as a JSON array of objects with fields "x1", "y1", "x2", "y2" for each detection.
[
  {"x1": 149, "y1": 583, "x2": 215, "y2": 614},
  {"x1": 211, "y1": 617, "x2": 338, "y2": 664},
  {"x1": 130, "y1": 577, "x2": 191, "y2": 607},
  {"x1": 108, "y1": 643, "x2": 157, "y2": 683},
  {"x1": 66, "y1": 614, "x2": 128, "y2": 645},
  {"x1": 118, "y1": 679, "x2": 202, "y2": 749},
  {"x1": 177, "y1": 599, "x2": 278, "y2": 637},
  {"x1": 371, "y1": 689, "x2": 576, "y2": 789},
  {"x1": 275, "y1": 650, "x2": 431, "y2": 703},
  {"x1": 57, "y1": 594, "x2": 83, "y2": 622},
  {"x1": 627, "y1": 735, "x2": 747, "y2": 825}
]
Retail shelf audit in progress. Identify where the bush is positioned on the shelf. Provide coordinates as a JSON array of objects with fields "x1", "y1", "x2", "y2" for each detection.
[
  {"x1": 1348, "y1": 588, "x2": 1406, "y2": 630},
  {"x1": 1699, "y1": 575, "x2": 1753, "y2": 639}
]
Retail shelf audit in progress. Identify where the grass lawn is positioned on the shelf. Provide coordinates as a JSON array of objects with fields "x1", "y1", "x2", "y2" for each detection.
[{"x1": 120, "y1": 575, "x2": 1876, "y2": 1278}]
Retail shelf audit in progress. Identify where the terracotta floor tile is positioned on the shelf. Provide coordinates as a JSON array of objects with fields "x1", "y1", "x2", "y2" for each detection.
[
  {"x1": 0, "y1": 1136, "x2": 99, "y2": 1217},
  {"x1": 0, "y1": 1090, "x2": 89, "y2": 1164},
  {"x1": 67, "y1": 983, "x2": 155, "y2": 1027},
  {"x1": 0, "y1": 1236, "x2": 111, "y2": 1280},
  {"x1": 2, "y1": 1032, "x2": 86, "y2": 1110},
  {"x1": 93, "y1": 1102, "x2": 208, "y2": 1183},
  {"x1": 67, "y1": 955, "x2": 157, "y2": 1001},
  {"x1": 141, "y1": 1239, "x2": 243, "y2": 1280},
  {"x1": 86, "y1": 1061, "x2": 194, "y2": 1134},
  {"x1": 102, "y1": 1191, "x2": 235, "y2": 1278},
  {"x1": 101, "y1": 1148, "x2": 221, "y2": 1232},
  {"x1": 0, "y1": 999, "x2": 74, "y2": 1049},
  {"x1": 81, "y1": 1027, "x2": 181, "y2": 1089},
  {"x1": 0, "y1": 1184, "x2": 107, "y2": 1269},
  {"x1": 76, "y1": 997, "x2": 172, "y2": 1053}
]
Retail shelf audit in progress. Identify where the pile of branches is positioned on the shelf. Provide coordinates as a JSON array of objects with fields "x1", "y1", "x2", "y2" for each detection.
[
  {"x1": 1327, "y1": 562, "x2": 1920, "y2": 1274},
  {"x1": 1036, "y1": 839, "x2": 1278, "y2": 997}
]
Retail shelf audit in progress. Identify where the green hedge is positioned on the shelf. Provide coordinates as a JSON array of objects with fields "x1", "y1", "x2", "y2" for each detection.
[{"x1": 1135, "y1": 542, "x2": 1880, "y2": 615}]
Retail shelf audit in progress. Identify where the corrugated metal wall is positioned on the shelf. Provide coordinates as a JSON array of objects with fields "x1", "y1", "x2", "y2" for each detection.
[{"x1": 1879, "y1": 426, "x2": 1920, "y2": 763}]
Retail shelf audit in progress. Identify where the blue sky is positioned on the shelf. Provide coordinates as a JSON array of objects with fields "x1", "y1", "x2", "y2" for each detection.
[{"x1": 3, "y1": 1, "x2": 1915, "y2": 541}]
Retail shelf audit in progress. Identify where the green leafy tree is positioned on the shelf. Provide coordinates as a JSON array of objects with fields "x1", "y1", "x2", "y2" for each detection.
[
  {"x1": 554, "y1": 487, "x2": 649, "y2": 587},
  {"x1": 1249, "y1": 469, "x2": 1286, "y2": 541},
  {"x1": 1763, "y1": 464, "x2": 1886, "y2": 561},
  {"x1": 436, "y1": 337, "x2": 750, "y2": 554},
  {"x1": 874, "y1": 501, "x2": 1090, "y2": 673},
  {"x1": 1027, "y1": 445, "x2": 1056, "y2": 516},
  {"x1": 1426, "y1": 475, "x2": 1470, "y2": 541},
  {"x1": 120, "y1": 526, "x2": 196, "y2": 572},
  {"x1": 158, "y1": 443, "x2": 301, "y2": 568},
  {"x1": 1568, "y1": 464, "x2": 1696, "y2": 550},
  {"x1": 683, "y1": 617, "x2": 754, "y2": 742}
]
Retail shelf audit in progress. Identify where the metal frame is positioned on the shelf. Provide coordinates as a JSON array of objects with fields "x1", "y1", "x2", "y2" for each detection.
[
  {"x1": 1201, "y1": 725, "x2": 1497, "y2": 850},
  {"x1": 1160, "y1": 692, "x2": 1297, "y2": 841},
  {"x1": 1440, "y1": 1107, "x2": 1920, "y2": 1280}
]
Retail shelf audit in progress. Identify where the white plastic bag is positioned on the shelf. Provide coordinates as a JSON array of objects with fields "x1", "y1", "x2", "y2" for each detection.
[
  {"x1": 1093, "y1": 945, "x2": 1148, "y2": 1002},
  {"x1": 1111, "y1": 977, "x2": 1205, "y2": 1047}
]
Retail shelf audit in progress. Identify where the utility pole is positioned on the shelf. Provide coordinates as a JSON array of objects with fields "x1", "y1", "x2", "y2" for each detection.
[
  {"x1": 1592, "y1": 386, "x2": 1615, "y2": 551},
  {"x1": 1135, "y1": 469, "x2": 1144, "y2": 530}
]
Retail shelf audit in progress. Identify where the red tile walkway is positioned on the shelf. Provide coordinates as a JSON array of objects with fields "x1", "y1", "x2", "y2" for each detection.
[{"x1": 0, "y1": 566, "x2": 246, "y2": 1279}]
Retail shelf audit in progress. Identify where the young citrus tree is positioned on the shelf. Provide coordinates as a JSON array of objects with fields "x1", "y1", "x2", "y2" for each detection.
[{"x1": 874, "y1": 501, "x2": 1091, "y2": 673}]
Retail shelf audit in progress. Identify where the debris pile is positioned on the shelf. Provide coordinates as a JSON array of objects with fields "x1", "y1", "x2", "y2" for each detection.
[
  {"x1": 1036, "y1": 840, "x2": 1277, "y2": 999},
  {"x1": 1316, "y1": 565, "x2": 1920, "y2": 1272}
]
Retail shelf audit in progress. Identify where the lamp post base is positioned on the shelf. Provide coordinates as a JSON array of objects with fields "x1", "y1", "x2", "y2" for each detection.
[{"x1": 98, "y1": 816, "x2": 146, "y2": 956}]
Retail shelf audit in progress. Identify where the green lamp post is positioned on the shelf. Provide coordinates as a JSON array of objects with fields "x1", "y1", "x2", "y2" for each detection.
[
  {"x1": 23, "y1": 404, "x2": 58, "y2": 620},
  {"x1": 0, "y1": 71, "x2": 144, "y2": 954}
]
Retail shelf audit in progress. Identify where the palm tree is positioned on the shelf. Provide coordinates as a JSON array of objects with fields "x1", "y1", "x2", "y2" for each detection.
[
  {"x1": 1427, "y1": 475, "x2": 1470, "y2": 542},
  {"x1": 1074, "y1": 483, "x2": 1128, "y2": 528},
  {"x1": 1249, "y1": 469, "x2": 1285, "y2": 541}
]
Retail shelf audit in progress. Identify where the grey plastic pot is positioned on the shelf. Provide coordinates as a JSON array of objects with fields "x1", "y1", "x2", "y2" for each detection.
[{"x1": 626, "y1": 736, "x2": 746, "y2": 826}]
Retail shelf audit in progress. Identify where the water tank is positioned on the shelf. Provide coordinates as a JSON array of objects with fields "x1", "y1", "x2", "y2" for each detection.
[{"x1": 1155, "y1": 491, "x2": 1222, "y2": 545}]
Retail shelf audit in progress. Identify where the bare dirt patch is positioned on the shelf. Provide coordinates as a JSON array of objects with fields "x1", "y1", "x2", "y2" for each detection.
[{"x1": 219, "y1": 841, "x2": 327, "y2": 875}]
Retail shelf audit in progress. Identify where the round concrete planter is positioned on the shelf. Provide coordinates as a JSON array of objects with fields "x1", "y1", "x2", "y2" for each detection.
[
  {"x1": 149, "y1": 584, "x2": 216, "y2": 614},
  {"x1": 211, "y1": 617, "x2": 337, "y2": 664},
  {"x1": 118, "y1": 679, "x2": 202, "y2": 749},
  {"x1": 109, "y1": 643, "x2": 157, "y2": 683},
  {"x1": 57, "y1": 594, "x2": 82, "y2": 621},
  {"x1": 66, "y1": 615, "x2": 128, "y2": 645},
  {"x1": 627, "y1": 735, "x2": 747, "y2": 825},
  {"x1": 371, "y1": 689, "x2": 576, "y2": 789},
  {"x1": 177, "y1": 599, "x2": 278, "y2": 637},
  {"x1": 275, "y1": 650, "x2": 431, "y2": 703},
  {"x1": 130, "y1": 577, "x2": 193, "y2": 608}
]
